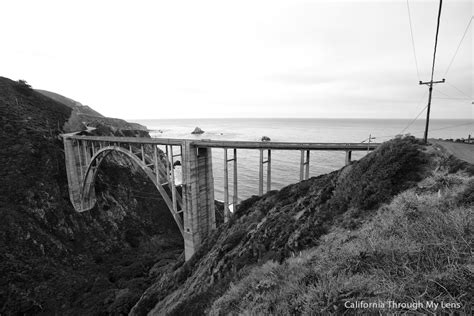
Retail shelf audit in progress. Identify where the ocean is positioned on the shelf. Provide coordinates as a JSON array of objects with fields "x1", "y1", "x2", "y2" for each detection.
[{"x1": 131, "y1": 118, "x2": 473, "y2": 202}]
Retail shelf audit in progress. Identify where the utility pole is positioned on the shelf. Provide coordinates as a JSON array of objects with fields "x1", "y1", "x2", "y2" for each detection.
[
  {"x1": 420, "y1": 0, "x2": 444, "y2": 144},
  {"x1": 419, "y1": 78, "x2": 445, "y2": 143}
]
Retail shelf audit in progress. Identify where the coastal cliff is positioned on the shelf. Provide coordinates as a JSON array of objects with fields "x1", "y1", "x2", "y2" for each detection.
[
  {"x1": 0, "y1": 77, "x2": 182, "y2": 315},
  {"x1": 1, "y1": 76, "x2": 472, "y2": 315}
]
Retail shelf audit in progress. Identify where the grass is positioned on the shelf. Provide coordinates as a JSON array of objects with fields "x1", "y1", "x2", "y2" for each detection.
[
  {"x1": 210, "y1": 169, "x2": 474, "y2": 315},
  {"x1": 131, "y1": 137, "x2": 434, "y2": 315}
]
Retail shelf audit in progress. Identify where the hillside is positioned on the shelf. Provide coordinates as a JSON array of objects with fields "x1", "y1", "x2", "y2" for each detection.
[
  {"x1": 37, "y1": 89, "x2": 148, "y2": 134},
  {"x1": 130, "y1": 137, "x2": 473, "y2": 315},
  {"x1": 36, "y1": 89, "x2": 103, "y2": 116},
  {"x1": 1, "y1": 76, "x2": 472, "y2": 315},
  {"x1": 0, "y1": 77, "x2": 183, "y2": 315}
]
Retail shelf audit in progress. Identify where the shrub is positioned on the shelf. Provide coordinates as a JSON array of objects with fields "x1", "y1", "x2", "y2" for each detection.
[
  {"x1": 328, "y1": 136, "x2": 427, "y2": 215},
  {"x1": 222, "y1": 228, "x2": 246, "y2": 251},
  {"x1": 210, "y1": 171, "x2": 474, "y2": 315}
]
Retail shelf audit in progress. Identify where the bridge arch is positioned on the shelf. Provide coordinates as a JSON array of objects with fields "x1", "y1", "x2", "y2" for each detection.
[{"x1": 81, "y1": 146, "x2": 184, "y2": 235}]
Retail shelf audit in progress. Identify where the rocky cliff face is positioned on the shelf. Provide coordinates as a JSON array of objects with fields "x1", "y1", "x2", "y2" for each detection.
[{"x1": 0, "y1": 77, "x2": 182, "y2": 315}]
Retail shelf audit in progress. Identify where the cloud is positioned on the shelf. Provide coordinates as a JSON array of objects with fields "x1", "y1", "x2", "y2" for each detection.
[{"x1": 264, "y1": 70, "x2": 336, "y2": 85}]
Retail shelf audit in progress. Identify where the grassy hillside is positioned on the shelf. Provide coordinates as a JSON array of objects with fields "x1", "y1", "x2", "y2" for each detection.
[
  {"x1": 131, "y1": 137, "x2": 470, "y2": 315},
  {"x1": 211, "y1": 171, "x2": 473, "y2": 314}
]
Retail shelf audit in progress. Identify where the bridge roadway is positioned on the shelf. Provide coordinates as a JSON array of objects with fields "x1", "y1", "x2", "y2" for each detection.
[
  {"x1": 62, "y1": 134, "x2": 380, "y2": 260},
  {"x1": 68, "y1": 135, "x2": 378, "y2": 150}
]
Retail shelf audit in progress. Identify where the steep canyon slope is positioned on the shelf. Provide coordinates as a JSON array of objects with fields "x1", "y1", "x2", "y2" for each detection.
[{"x1": 0, "y1": 77, "x2": 183, "y2": 315}]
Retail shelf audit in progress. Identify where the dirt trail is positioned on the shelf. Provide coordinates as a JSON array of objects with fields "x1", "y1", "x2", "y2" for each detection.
[{"x1": 430, "y1": 139, "x2": 474, "y2": 164}]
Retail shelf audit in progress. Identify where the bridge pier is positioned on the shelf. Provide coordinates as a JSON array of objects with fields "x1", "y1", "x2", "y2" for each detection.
[
  {"x1": 299, "y1": 150, "x2": 310, "y2": 181},
  {"x1": 259, "y1": 149, "x2": 272, "y2": 195},
  {"x1": 63, "y1": 137, "x2": 96, "y2": 211},
  {"x1": 181, "y1": 141, "x2": 216, "y2": 260},
  {"x1": 345, "y1": 150, "x2": 352, "y2": 166}
]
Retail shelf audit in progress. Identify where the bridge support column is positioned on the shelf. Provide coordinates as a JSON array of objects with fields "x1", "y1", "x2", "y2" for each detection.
[
  {"x1": 299, "y1": 150, "x2": 310, "y2": 181},
  {"x1": 345, "y1": 150, "x2": 352, "y2": 166},
  {"x1": 63, "y1": 137, "x2": 96, "y2": 211},
  {"x1": 182, "y1": 141, "x2": 216, "y2": 261}
]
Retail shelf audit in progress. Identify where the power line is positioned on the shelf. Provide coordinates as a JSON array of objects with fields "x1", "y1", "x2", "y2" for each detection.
[
  {"x1": 406, "y1": 0, "x2": 421, "y2": 81},
  {"x1": 433, "y1": 97, "x2": 472, "y2": 101},
  {"x1": 409, "y1": 122, "x2": 472, "y2": 135},
  {"x1": 398, "y1": 91, "x2": 429, "y2": 135},
  {"x1": 400, "y1": 105, "x2": 429, "y2": 135},
  {"x1": 443, "y1": 16, "x2": 473, "y2": 77},
  {"x1": 433, "y1": 86, "x2": 471, "y2": 100},
  {"x1": 374, "y1": 121, "x2": 473, "y2": 141},
  {"x1": 434, "y1": 122, "x2": 473, "y2": 130},
  {"x1": 434, "y1": 88, "x2": 460, "y2": 100},
  {"x1": 446, "y1": 81, "x2": 472, "y2": 100}
]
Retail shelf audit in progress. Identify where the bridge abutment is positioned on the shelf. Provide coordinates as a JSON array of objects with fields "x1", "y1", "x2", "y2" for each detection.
[{"x1": 182, "y1": 141, "x2": 216, "y2": 260}]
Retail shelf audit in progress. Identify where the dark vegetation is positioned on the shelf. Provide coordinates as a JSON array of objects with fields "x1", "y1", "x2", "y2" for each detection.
[
  {"x1": 211, "y1": 169, "x2": 473, "y2": 315},
  {"x1": 131, "y1": 137, "x2": 440, "y2": 315},
  {"x1": 440, "y1": 137, "x2": 473, "y2": 144},
  {"x1": 0, "y1": 77, "x2": 183, "y2": 315},
  {"x1": 2, "y1": 75, "x2": 472, "y2": 315}
]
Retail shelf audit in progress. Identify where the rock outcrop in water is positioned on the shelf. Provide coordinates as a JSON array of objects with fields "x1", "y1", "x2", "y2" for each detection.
[{"x1": 191, "y1": 126, "x2": 205, "y2": 134}]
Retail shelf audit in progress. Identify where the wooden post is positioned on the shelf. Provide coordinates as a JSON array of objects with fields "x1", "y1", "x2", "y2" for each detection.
[
  {"x1": 267, "y1": 150, "x2": 271, "y2": 192},
  {"x1": 259, "y1": 149, "x2": 264, "y2": 195},
  {"x1": 223, "y1": 149, "x2": 229, "y2": 223},
  {"x1": 141, "y1": 144, "x2": 145, "y2": 163},
  {"x1": 233, "y1": 148, "x2": 238, "y2": 213}
]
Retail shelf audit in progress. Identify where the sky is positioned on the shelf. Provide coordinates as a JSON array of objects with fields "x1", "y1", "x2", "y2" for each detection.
[{"x1": 0, "y1": 0, "x2": 472, "y2": 119}]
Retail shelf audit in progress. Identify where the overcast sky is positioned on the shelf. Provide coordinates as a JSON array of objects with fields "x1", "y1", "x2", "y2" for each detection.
[{"x1": 1, "y1": 0, "x2": 472, "y2": 119}]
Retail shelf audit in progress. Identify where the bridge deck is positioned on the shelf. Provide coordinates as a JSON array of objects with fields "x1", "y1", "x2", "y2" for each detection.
[{"x1": 65, "y1": 135, "x2": 380, "y2": 151}]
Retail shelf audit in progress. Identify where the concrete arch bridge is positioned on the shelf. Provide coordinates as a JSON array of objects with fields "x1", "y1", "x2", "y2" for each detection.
[{"x1": 62, "y1": 135, "x2": 379, "y2": 260}]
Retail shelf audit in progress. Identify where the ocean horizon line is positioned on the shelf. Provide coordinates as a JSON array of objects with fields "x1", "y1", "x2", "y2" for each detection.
[{"x1": 129, "y1": 117, "x2": 470, "y2": 121}]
